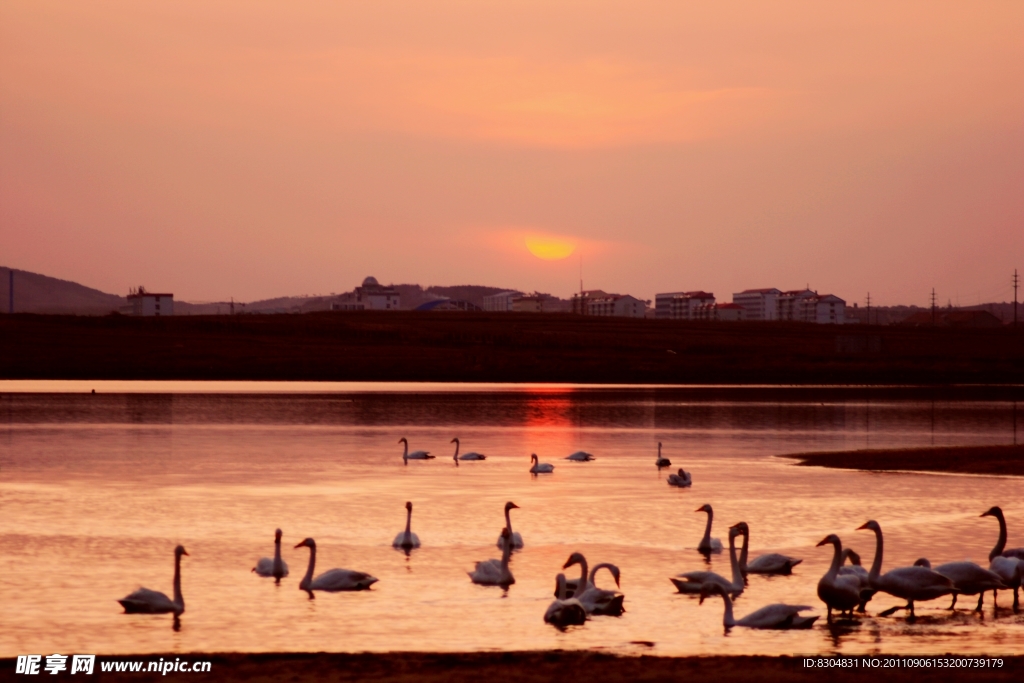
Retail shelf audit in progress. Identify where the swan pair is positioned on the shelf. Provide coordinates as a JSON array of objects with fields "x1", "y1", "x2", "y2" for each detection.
[
  {"x1": 671, "y1": 523, "x2": 744, "y2": 597},
  {"x1": 252, "y1": 529, "x2": 290, "y2": 583},
  {"x1": 118, "y1": 545, "x2": 188, "y2": 619},
  {"x1": 294, "y1": 538, "x2": 378, "y2": 596},
  {"x1": 469, "y1": 528, "x2": 515, "y2": 587},
  {"x1": 562, "y1": 552, "x2": 625, "y2": 616},
  {"x1": 700, "y1": 582, "x2": 818, "y2": 630},
  {"x1": 399, "y1": 437, "x2": 434, "y2": 464},
  {"x1": 450, "y1": 437, "x2": 485, "y2": 466}
]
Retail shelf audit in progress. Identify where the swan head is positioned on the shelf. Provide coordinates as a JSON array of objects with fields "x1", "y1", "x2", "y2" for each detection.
[
  {"x1": 294, "y1": 537, "x2": 316, "y2": 550},
  {"x1": 728, "y1": 526, "x2": 743, "y2": 541},
  {"x1": 695, "y1": 504, "x2": 713, "y2": 515},
  {"x1": 451, "y1": 437, "x2": 459, "y2": 444},
  {"x1": 729, "y1": 521, "x2": 749, "y2": 536},
  {"x1": 174, "y1": 545, "x2": 189, "y2": 558},
  {"x1": 914, "y1": 557, "x2": 932, "y2": 568},
  {"x1": 981, "y1": 506, "x2": 1003, "y2": 519},
  {"x1": 405, "y1": 501, "x2": 413, "y2": 512},
  {"x1": 816, "y1": 533, "x2": 841, "y2": 548},
  {"x1": 562, "y1": 552, "x2": 585, "y2": 570},
  {"x1": 843, "y1": 548, "x2": 862, "y2": 565},
  {"x1": 856, "y1": 520, "x2": 881, "y2": 534},
  {"x1": 531, "y1": 454, "x2": 538, "y2": 463},
  {"x1": 505, "y1": 501, "x2": 520, "y2": 512},
  {"x1": 398, "y1": 437, "x2": 408, "y2": 445},
  {"x1": 699, "y1": 582, "x2": 725, "y2": 604},
  {"x1": 274, "y1": 528, "x2": 283, "y2": 541},
  {"x1": 604, "y1": 564, "x2": 622, "y2": 587}
]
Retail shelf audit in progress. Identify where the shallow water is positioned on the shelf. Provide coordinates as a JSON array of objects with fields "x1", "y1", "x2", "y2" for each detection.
[{"x1": 0, "y1": 384, "x2": 1021, "y2": 657}]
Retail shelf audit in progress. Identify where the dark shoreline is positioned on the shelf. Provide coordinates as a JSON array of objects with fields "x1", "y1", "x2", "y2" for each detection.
[{"x1": 781, "y1": 444, "x2": 1024, "y2": 476}]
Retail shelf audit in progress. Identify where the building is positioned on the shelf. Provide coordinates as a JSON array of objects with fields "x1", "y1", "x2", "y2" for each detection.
[
  {"x1": 654, "y1": 291, "x2": 715, "y2": 320},
  {"x1": 571, "y1": 290, "x2": 610, "y2": 315},
  {"x1": 124, "y1": 287, "x2": 173, "y2": 316},
  {"x1": 732, "y1": 288, "x2": 781, "y2": 321},
  {"x1": 586, "y1": 294, "x2": 647, "y2": 318},
  {"x1": 803, "y1": 294, "x2": 846, "y2": 324},
  {"x1": 654, "y1": 292, "x2": 687, "y2": 319},
  {"x1": 482, "y1": 291, "x2": 523, "y2": 312},
  {"x1": 356, "y1": 276, "x2": 400, "y2": 310},
  {"x1": 777, "y1": 289, "x2": 818, "y2": 321},
  {"x1": 696, "y1": 302, "x2": 745, "y2": 321}
]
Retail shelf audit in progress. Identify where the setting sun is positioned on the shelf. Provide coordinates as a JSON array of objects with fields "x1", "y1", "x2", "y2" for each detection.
[{"x1": 524, "y1": 235, "x2": 576, "y2": 260}]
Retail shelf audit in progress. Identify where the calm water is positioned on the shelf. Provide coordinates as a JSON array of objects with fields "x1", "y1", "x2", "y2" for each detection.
[{"x1": 1, "y1": 382, "x2": 1022, "y2": 657}]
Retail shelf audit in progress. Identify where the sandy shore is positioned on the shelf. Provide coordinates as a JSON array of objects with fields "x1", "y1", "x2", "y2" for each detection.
[
  {"x1": 781, "y1": 444, "x2": 1024, "y2": 476},
  {"x1": 3, "y1": 652, "x2": 1022, "y2": 682}
]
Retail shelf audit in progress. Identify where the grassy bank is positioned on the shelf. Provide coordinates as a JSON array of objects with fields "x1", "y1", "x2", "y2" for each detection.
[{"x1": 781, "y1": 444, "x2": 1024, "y2": 476}]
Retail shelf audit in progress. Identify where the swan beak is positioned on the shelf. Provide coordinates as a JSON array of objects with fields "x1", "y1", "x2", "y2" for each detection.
[
  {"x1": 855, "y1": 523, "x2": 870, "y2": 530},
  {"x1": 293, "y1": 542, "x2": 304, "y2": 549},
  {"x1": 510, "y1": 503, "x2": 520, "y2": 509},
  {"x1": 815, "y1": 537, "x2": 829, "y2": 547}
]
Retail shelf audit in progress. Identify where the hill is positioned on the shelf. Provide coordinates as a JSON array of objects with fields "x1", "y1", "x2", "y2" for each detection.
[{"x1": 0, "y1": 266, "x2": 125, "y2": 315}]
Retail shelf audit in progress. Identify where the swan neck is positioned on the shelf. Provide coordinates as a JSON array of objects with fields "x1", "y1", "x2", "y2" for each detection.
[
  {"x1": 504, "y1": 507, "x2": 514, "y2": 536},
  {"x1": 273, "y1": 536, "x2": 283, "y2": 572},
  {"x1": 868, "y1": 528, "x2": 883, "y2": 583},
  {"x1": 702, "y1": 511, "x2": 713, "y2": 545},
  {"x1": 738, "y1": 530, "x2": 749, "y2": 569},
  {"x1": 501, "y1": 536, "x2": 512, "y2": 570},
  {"x1": 173, "y1": 552, "x2": 184, "y2": 609},
  {"x1": 556, "y1": 574, "x2": 567, "y2": 601},
  {"x1": 728, "y1": 533, "x2": 742, "y2": 586},
  {"x1": 301, "y1": 545, "x2": 316, "y2": 589},
  {"x1": 991, "y1": 512, "x2": 1008, "y2": 560},
  {"x1": 578, "y1": 557, "x2": 590, "y2": 594},
  {"x1": 721, "y1": 591, "x2": 736, "y2": 627},
  {"x1": 826, "y1": 540, "x2": 843, "y2": 580},
  {"x1": 405, "y1": 508, "x2": 413, "y2": 535}
]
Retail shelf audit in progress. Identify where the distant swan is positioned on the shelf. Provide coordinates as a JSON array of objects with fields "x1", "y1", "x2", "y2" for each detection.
[
  {"x1": 399, "y1": 437, "x2": 434, "y2": 464},
  {"x1": 700, "y1": 582, "x2": 818, "y2": 630},
  {"x1": 566, "y1": 451, "x2": 595, "y2": 461},
  {"x1": 529, "y1": 454, "x2": 554, "y2": 474},
  {"x1": 392, "y1": 501, "x2": 421, "y2": 550},
  {"x1": 671, "y1": 524, "x2": 744, "y2": 597},
  {"x1": 253, "y1": 529, "x2": 290, "y2": 583},
  {"x1": 667, "y1": 468, "x2": 692, "y2": 487},
  {"x1": 696, "y1": 503, "x2": 723, "y2": 554},
  {"x1": 451, "y1": 437, "x2": 486, "y2": 466},
  {"x1": 119, "y1": 545, "x2": 188, "y2": 616},
  {"x1": 496, "y1": 501, "x2": 524, "y2": 551},
  {"x1": 470, "y1": 528, "x2": 515, "y2": 587},
  {"x1": 544, "y1": 573, "x2": 587, "y2": 628},
  {"x1": 294, "y1": 538, "x2": 378, "y2": 596},
  {"x1": 655, "y1": 442, "x2": 671, "y2": 469},
  {"x1": 733, "y1": 521, "x2": 802, "y2": 575},
  {"x1": 912, "y1": 558, "x2": 1005, "y2": 611},
  {"x1": 815, "y1": 534, "x2": 863, "y2": 621}
]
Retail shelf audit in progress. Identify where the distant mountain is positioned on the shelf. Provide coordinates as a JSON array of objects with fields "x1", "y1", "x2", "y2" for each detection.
[{"x1": 0, "y1": 266, "x2": 125, "y2": 315}]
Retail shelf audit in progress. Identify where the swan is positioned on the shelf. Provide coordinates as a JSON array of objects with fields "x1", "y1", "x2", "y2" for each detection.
[
  {"x1": 399, "y1": 437, "x2": 434, "y2": 464},
  {"x1": 815, "y1": 534, "x2": 863, "y2": 621},
  {"x1": 392, "y1": 501, "x2": 421, "y2": 550},
  {"x1": 118, "y1": 545, "x2": 188, "y2": 616},
  {"x1": 544, "y1": 573, "x2": 587, "y2": 628},
  {"x1": 572, "y1": 562, "x2": 625, "y2": 616},
  {"x1": 529, "y1": 454, "x2": 554, "y2": 474},
  {"x1": 912, "y1": 558, "x2": 1005, "y2": 611},
  {"x1": 856, "y1": 520, "x2": 954, "y2": 619},
  {"x1": 667, "y1": 468, "x2": 692, "y2": 488},
  {"x1": 563, "y1": 562, "x2": 618, "y2": 597},
  {"x1": 655, "y1": 442, "x2": 671, "y2": 468},
  {"x1": 470, "y1": 528, "x2": 515, "y2": 587},
  {"x1": 451, "y1": 437, "x2": 486, "y2": 466},
  {"x1": 671, "y1": 524, "x2": 744, "y2": 597},
  {"x1": 838, "y1": 548, "x2": 874, "y2": 612},
  {"x1": 700, "y1": 582, "x2": 818, "y2": 630},
  {"x1": 733, "y1": 521, "x2": 802, "y2": 575},
  {"x1": 496, "y1": 501, "x2": 524, "y2": 551},
  {"x1": 982, "y1": 507, "x2": 1023, "y2": 612},
  {"x1": 253, "y1": 529, "x2": 290, "y2": 583},
  {"x1": 294, "y1": 538, "x2": 378, "y2": 596},
  {"x1": 981, "y1": 506, "x2": 1024, "y2": 560},
  {"x1": 565, "y1": 451, "x2": 595, "y2": 461},
  {"x1": 695, "y1": 503, "x2": 723, "y2": 554}
]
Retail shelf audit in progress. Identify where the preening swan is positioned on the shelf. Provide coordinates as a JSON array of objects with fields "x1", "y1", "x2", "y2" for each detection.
[
  {"x1": 118, "y1": 545, "x2": 188, "y2": 616},
  {"x1": 399, "y1": 437, "x2": 434, "y2": 464},
  {"x1": 733, "y1": 522, "x2": 802, "y2": 575},
  {"x1": 700, "y1": 582, "x2": 818, "y2": 630},
  {"x1": 565, "y1": 451, "x2": 595, "y2": 461},
  {"x1": 470, "y1": 528, "x2": 515, "y2": 587},
  {"x1": 655, "y1": 442, "x2": 671, "y2": 469},
  {"x1": 392, "y1": 501, "x2": 421, "y2": 550},
  {"x1": 253, "y1": 529, "x2": 289, "y2": 583},
  {"x1": 856, "y1": 520, "x2": 954, "y2": 619},
  {"x1": 496, "y1": 501, "x2": 524, "y2": 550},
  {"x1": 571, "y1": 562, "x2": 625, "y2": 616},
  {"x1": 294, "y1": 538, "x2": 378, "y2": 596},
  {"x1": 451, "y1": 437, "x2": 486, "y2": 466},
  {"x1": 696, "y1": 503, "x2": 723, "y2": 554},
  {"x1": 544, "y1": 573, "x2": 587, "y2": 628},
  {"x1": 671, "y1": 524, "x2": 744, "y2": 597},
  {"x1": 912, "y1": 558, "x2": 1005, "y2": 611},
  {"x1": 815, "y1": 534, "x2": 863, "y2": 621},
  {"x1": 529, "y1": 454, "x2": 554, "y2": 474},
  {"x1": 982, "y1": 506, "x2": 1023, "y2": 612},
  {"x1": 667, "y1": 468, "x2": 692, "y2": 488}
]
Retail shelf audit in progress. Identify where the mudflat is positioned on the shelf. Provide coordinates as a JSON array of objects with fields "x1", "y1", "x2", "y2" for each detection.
[{"x1": 781, "y1": 444, "x2": 1024, "y2": 476}]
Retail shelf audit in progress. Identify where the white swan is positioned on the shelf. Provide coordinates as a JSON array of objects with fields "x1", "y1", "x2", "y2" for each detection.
[
  {"x1": 294, "y1": 538, "x2": 378, "y2": 596},
  {"x1": 544, "y1": 573, "x2": 587, "y2": 628},
  {"x1": 655, "y1": 442, "x2": 671, "y2": 468},
  {"x1": 399, "y1": 437, "x2": 434, "y2": 464},
  {"x1": 982, "y1": 506, "x2": 1023, "y2": 612},
  {"x1": 572, "y1": 562, "x2": 625, "y2": 616},
  {"x1": 496, "y1": 501, "x2": 524, "y2": 550},
  {"x1": 733, "y1": 521, "x2": 802, "y2": 575},
  {"x1": 838, "y1": 547, "x2": 874, "y2": 612},
  {"x1": 253, "y1": 529, "x2": 290, "y2": 583},
  {"x1": 392, "y1": 501, "x2": 421, "y2": 550},
  {"x1": 671, "y1": 524, "x2": 744, "y2": 597},
  {"x1": 695, "y1": 503, "x2": 723, "y2": 553},
  {"x1": 529, "y1": 453, "x2": 554, "y2": 474},
  {"x1": 700, "y1": 582, "x2": 818, "y2": 630},
  {"x1": 815, "y1": 534, "x2": 863, "y2": 621},
  {"x1": 451, "y1": 437, "x2": 486, "y2": 466},
  {"x1": 667, "y1": 468, "x2": 692, "y2": 487},
  {"x1": 856, "y1": 520, "x2": 954, "y2": 619},
  {"x1": 470, "y1": 528, "x2": 515, "y2": 586},
  {"x1": 118, "y1": 545, "x2": 188, "y2": 616},
  {"x1": 565, "y1": 451, "x2": 595, "y2": 461},
  {"x1": 982, "y1": 506, "x2": 1024, "y2": 560},
  {"x1": 912, "y1": 558, "x2": 1005, "y2": 611},
  {"x1": 563, "y1": 562, "x2": 618, "y2": 598}
]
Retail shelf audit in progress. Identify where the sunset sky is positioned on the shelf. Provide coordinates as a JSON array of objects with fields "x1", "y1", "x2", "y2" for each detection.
[{"x1": 2, "y1": 1, "x2": 1022, "y2": 306}]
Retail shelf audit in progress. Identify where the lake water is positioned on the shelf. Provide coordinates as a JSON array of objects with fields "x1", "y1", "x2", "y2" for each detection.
[{"x1": 1, "y1": 382, "x2": 1022, "y2": 658}]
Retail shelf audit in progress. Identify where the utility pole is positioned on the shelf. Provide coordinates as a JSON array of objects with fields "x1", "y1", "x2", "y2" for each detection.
[
  {"x1": 1014, "y1": 269, "x2": 1019, "y2": 328},
  {"x1": 931, "y1": 288, "x2": 937, "y2": 326},
  {"x1": 866, "y1": 292, "x2": 871, "y2": 326},
  {"x1": 8, "y1": 269, "x2": 12, "y2": 314}
]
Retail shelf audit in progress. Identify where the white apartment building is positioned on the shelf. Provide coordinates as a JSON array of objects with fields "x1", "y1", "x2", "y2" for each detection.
[
  {"x1": 777, "y1": 289, "x2": 818, "y2": 321},
  {"x1": 804, "y1": 294, "x2": 846, "y2": 324},
  {"x1": 483, "y1": 291, "x2": 522, "y2": 312},
  {"x1": 731, "y1": 288, "x2": 781, "y2": 321},
  {"x1": 696, "y1": 302, "x2": 745, "y2": 321},
  {"x1": 124, "y1": 287, "x2": 174, "y2": 316},
  {"x1": 587, "y1": 294, "x2": 646, "y2": 318},
  {"x1": 654, "y1": 292, "x2": 687, "y2": 319}
]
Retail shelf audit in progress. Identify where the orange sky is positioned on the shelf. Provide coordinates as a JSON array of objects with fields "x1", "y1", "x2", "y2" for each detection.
[{"x1": 2, "y1": 1, "x2": 1022, "y2": 305}]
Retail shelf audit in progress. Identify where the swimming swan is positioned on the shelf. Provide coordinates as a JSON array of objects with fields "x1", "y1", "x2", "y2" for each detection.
[
  {"x1": 253, "y1": 529, "x2": 289, "y2": 583},
  {"x1": 496, "y1": 501, "x2": 524, "y2": 550},
  {"x1": 399, "y1": 437, "x2": 434, "y2": 464},
  {"x1": 470, "y1": 528, "x2": 515, "y2": 587},
  {"x1": 566, "y1": 451, "x2": 595, "y2": 461},
  {"x1": 700, "y1": 582, "x2": 818, "y2": 630},
  {"x1": 119, "y1": 545, "x2": 188, "y2": 616},
  {"x1": 655, "y1": 442, "x2": 671, "y2": 469},
  {"x1": 529, "y1": 454, "x2": 554, "y2": 474},
  {"x1": 733, "y1": 521, "x2": 802, "y2": 575},
  {"x1": 392, "y1": 501, "x2": 421, "y2": 550},
  {"x1": 696, "y1": 503, "x2": 723, "y2": 554},
  {"x1": 815, "y1": 534, "x2": 863, "y2": 621},
  {"x1": 294, "y1": 538, "x2": 378, "y2": 596},
  {"x1": 572, "y1": 562, "x2": 625, "y2": 616},
  {"x1": 451, "y1": 438, "x2": 486, "y2": 466},
  {"x1": 667, "y1": 468, "x2": 692, "y2": 487},
  {"x1": 544, "y1": 573, "x2": 587, "y2": 628},
  {"x1": 671, "y1": 524, "x2": 744, "y2": 597}
]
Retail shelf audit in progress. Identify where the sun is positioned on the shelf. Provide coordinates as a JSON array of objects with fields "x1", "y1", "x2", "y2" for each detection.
[{"x1": 525, "y1": 235, "x2": 576, "y2": 260}]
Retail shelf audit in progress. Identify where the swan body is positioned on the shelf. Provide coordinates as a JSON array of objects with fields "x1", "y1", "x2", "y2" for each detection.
[
  {"x1": 857, "y1": 520, "x2": 954, "y2": 619},
  {"x1": 496, "y1": 501, "x2": 524, "y2": 550},
  {"x1": 570, "y1": 562, "x2": 625, "y2": 616},
  {"x1": 696, "y1": 503, "x2": 723, "y2": 553},
  {"x1": 253, "y1": 528, "x2": 290, "y2": 583},
  {"x1": 983, "y1": 507, "x2": 1023, "y2": 612},
  {"x1": 671, "y1": 525, "x2": 744, "y2": 597},
  {"x1": 816, "y1": 534, "x2": 864, "y2": 621},
  {"x1": 451, "y1": 438, "x2": 486, "y2": 465},
  {"x1": 733, "y1": 521, "x2": 802, "y2": 575},
  {"x1": 544, "y1": 573, "x2": 587, "y2": 628},
  {"x1": 470, "y1": 529, "x2": 515, "y2": 586},
  {"x1": 655, "y1": 442, "x2": 671, "y2": 468},
  {"x1": 913, "y1": 558, "x2": 1005, "y2": 611},
  {"x1": 295, "y1": 538, "x2": 378, "y2": 595},
  {"x1": 565, "y1": 451, "x2": 595, "y2": 461},
  {"x1": 667, "y1": 468, "x2": 692, "y2": 487},
  {"x1": 399, "y1": 437, "x2": 434, "y2": 464},
  {"x1": 529, "y1": 453, "x2": 554, "y2": 474},
  {"x1": 392, "y1": 501, "x2": 421, "y2": 550},
  {"x1": 119, "y1": 545, "x2": 188, "y2": 616},
  {"x1": 700, "y1": 582, "x2": 817, "y2": 630}
]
